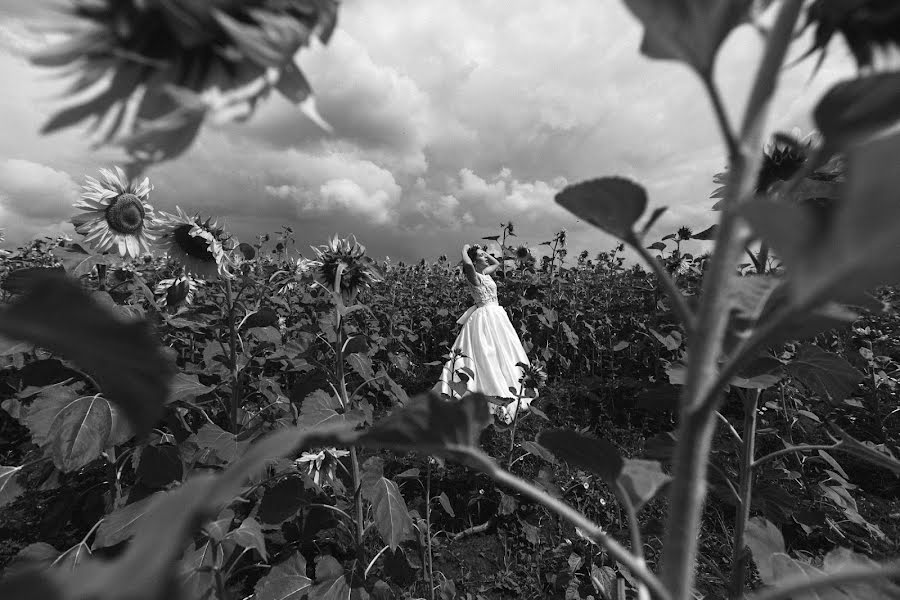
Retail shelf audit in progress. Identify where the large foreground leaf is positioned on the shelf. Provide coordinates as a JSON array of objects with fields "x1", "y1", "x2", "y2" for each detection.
[
  {"x1": 0, "y1": 272, "x2": 174, "y2": 435},
  {"x1": 536, "y1": 430, "x2": 623, "y2": 484},
  {"x1": 814, "y1": 71, "x2": 900, "y2": 149},
  {"x1": 745, "y1": 517, "x2": 785, "y2": 583},
  {"x1": 554, "y1": 178, "x2": 647, "y2": 243},
  {"x1": 748, "y1": 543, "x2": 900, "y2": 598},
  {"x1": 355, "y1": 392, "x2": 491, "y2": 465},
  {"x1": 623, "y1": 0, "x2": 751, "y2": 75}
]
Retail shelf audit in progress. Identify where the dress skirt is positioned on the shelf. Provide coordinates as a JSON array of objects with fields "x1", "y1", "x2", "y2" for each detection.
[{"x1": 433, "y1": 301, "x2": 534, "y2": 422}]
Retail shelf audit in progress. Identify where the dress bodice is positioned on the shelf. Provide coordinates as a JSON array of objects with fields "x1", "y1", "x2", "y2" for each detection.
[{"x1": 468, "y1": 271, "x2": 499, "y2": 306}]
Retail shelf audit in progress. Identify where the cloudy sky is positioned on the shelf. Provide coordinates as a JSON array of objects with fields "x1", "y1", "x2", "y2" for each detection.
[{"x1": 0, "y1": 1, "x2": 858, "y2": 262}]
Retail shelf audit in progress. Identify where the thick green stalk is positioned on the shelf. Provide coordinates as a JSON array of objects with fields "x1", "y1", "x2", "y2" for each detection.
[
  {"x1": 659, "y1": 3, "x2": 804, "y2": 594},
  {"x1": 658, "y1": 179, "x2": 750, "y2": 598},
  {"x1": 335, "y1": 318, "x2": 365, "y2": 552},
  {"x1": 729, "y1": 390, "x2": 759, "y2": 599}
]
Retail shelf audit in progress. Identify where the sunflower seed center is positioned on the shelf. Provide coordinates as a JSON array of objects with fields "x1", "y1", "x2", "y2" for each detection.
[
  {"x1": 173, "y1": 225, "x2": 216, "y2": 261},
  {"x1": 105, "y1": 194, "x2": 145, "y2": 235}
]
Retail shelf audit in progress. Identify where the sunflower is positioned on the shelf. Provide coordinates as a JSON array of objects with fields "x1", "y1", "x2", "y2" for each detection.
[
  {"x1": 310, "y1": 234, "x2": 382, "y2": 303},
  {"x1": 802, "y1": 0, "x2": 900, "y2": 70},
  {"x1": 514, "y1": 244, "x2": 536, "y2": 269},
  {"x1": 711, "y1": 129, "x2": 843, "y2": 208},
  {"x1": 72, "y1": 167, "x2": 156, "y2": 259},
  {"x1": 296, "y1": 447, "x2": 349, "y2": 488},
  {"x1": 30, "y1": 0, "x2": 339, "y2": 169},
  {"x1": 518, "y1": 361, "x2": 548, "y2": 393},
  {"x1": 154, "y1": 207, "x2": 232, "y2": 280},
  {"x1": 154, "y1": 272, "x2": 199, "y2": 309}
]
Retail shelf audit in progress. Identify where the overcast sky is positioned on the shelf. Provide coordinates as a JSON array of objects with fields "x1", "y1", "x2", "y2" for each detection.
[{"x1": 0, "y1": 1, "x2": 858, "y2": 262}]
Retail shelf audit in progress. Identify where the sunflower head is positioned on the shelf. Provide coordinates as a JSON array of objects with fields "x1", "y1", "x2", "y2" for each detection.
[
  {"x1": 803, "y1": 0, "x2": 900, "y2": 70},
  {"x1": 756, "y1": 131, "x2": 815, "y2": 193},
  {"x1": 154, "y1": 207, "x2": 233, "y2": 280},
  {"x1": 31, "y1": 0, "x2": 340, "y2": 169},
  {"x1": 155, "y1": 273, "x2": 199, "y2": 310},
  {"x1": 311, "y1": 234, "x2": 382, "y2": 303},
  {"x1": 72, "y1": 167, "x2": 156, "y2": 259},
  {"x1": 677, "y1": 226, "x2": 693, "y2": 241},
  {"x1": 518, "y1": 361, "x2": 548, "y2": 393}
]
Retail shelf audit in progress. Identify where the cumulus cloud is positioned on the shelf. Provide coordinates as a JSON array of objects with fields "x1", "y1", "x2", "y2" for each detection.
[
  {"x1": 0, "y1": 2, "x2": 861, "y2": 260},
  {"x1": 0, "y1": 158, "x2": 78, "y2": 246},
  {"x1": 0, "y1": 158, "x2": 78, "y2": 220}
]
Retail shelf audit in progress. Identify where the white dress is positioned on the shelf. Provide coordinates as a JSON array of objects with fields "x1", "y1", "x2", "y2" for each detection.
[{"x1": 433, "y1": 270, "x2": 534, "y2": 423}]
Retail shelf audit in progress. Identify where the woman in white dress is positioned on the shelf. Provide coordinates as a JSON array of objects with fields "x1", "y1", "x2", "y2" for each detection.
[{"x1": 434, "y1": 243, "x2": 535, "y2": 423}]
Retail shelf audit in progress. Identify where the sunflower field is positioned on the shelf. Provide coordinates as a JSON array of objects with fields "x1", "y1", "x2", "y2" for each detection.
[
  {"x1": 2, "y1": 1, "x2": 900, "y2": 600},
  {"x1": 1, "y1": 213, "x2": 899, "y2": 599}
]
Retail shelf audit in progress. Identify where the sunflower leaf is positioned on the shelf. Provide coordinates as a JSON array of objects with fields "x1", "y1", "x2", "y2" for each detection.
[
  {"x1": 555, "y1": 177, "x2": 648, "y2": 244},
  {"x1": 785, "y1": 345, "x2": 863, "y2": 403},
  {"x1": 536, "y1": 430, "x2": 623, "y2": 485},
  {"x1": 254, "y1": 552, "x2": 312, "y2": 600},
  {"x1": 0, "y1": 271, "x2": 174, "y2": 436},
  {"x1": 0, "y1": 465, "x2": 24, "y2": 509},
  {"x1": 814, "y1": 71, "x2": 900, "y2": 149},
  {"x1": 623, "y1": 0, "x2": 752, "y2": 76},
  {"x1": 361, "y1": 457, "x2": 416, "y2": 551},
  {"x1": 355, "y1": 393, "x2": 491, "y2": 466}
]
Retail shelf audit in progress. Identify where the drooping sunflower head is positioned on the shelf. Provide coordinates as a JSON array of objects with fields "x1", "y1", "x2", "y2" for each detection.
[
  {"x1": 72, "y1": 167, "x2": 156, "y2": 259},
  {"x1": 803, "y1": 0, "x2": 900, "y2": 70},
  {"x1": 518, "y1": 361, "x2": 548, "y2": 393},
  {"x1": 311, "y1": 234, "x2": 382, "y2": 302},
  {"x1": 31, "y1": 0, "x2": 340, "y2": 168},
  {"x1": 154, "y1": 272, "x2": 200, "y2": 310},
  {"x1": 154, "y1": 207, "x2": 233, "y2": 280},
  {"x1": 756, "y1": 130, "x2": 816, "y2": 193}
]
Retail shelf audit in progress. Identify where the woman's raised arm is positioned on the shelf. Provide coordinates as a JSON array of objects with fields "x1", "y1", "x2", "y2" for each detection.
[
  {"x1": 482, "y1": 251, "x2": 501, "y2": 275},
  {"x1": 461, "y1": 244, "x2": 479, "y2": 286}
]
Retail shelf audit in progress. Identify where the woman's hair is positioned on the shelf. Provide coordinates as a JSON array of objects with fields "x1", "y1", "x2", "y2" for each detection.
[{"x1": 466, "y1": 245, "x2": 480, "y2": 262}]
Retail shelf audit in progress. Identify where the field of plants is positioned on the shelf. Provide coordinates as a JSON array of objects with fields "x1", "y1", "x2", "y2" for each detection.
[
  {"x1": 2, "y1": 1, "x2": 900, "y2": 600},
  {"x1": 1, "y1": 220, "x2": 898, "y2": 599}
]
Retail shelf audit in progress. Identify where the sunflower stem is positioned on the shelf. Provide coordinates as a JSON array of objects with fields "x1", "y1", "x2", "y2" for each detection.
[
  {"x1": 97, "y1": 263, "x2": 108, "y2": 291},
  {"x1": 335, "y1": 303, "x2": 365, "y2": 557},
  {"x1": 729, "y1": 389, "x2": 759, "y2": 599},
  {"x1": 224, "y1": 278, "x2": 241, "y2": 433},
  {"x1": 507, "y1": 384, "x2": 525, "y2": 471}
]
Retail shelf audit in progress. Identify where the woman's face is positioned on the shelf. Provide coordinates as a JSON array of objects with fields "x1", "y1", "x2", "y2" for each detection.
[{"x1": 474, "y1": 248, "x2": 489, "y2": 266}]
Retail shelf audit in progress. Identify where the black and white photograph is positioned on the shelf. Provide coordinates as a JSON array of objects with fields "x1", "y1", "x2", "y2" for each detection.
[{"x1": 0, "y1": 1, "x2": 899, "y2": 599}]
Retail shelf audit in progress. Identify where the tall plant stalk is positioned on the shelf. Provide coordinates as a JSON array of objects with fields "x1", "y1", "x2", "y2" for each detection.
[
  {"x1": 659, "y1": 2, "x2": 804, "y2": 596},
  {"x1": 334, "y1": 313, "x2": 365, "y2": 552},
  {"x1": 729, "y1": 389, "x2": 759, "y2": 599},
  {"x1": 224, "y1": 278, "x2": 240, "y2": 433},
  {"x1": 426, "y1": 460, "x2": 436, "y2": 600}
]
